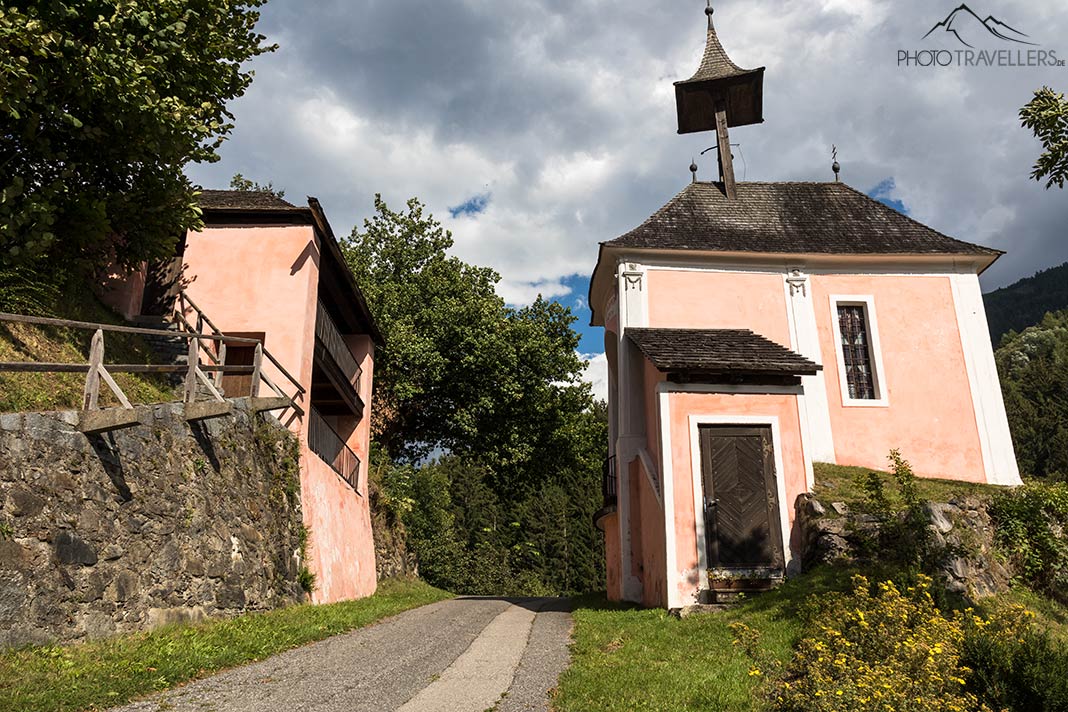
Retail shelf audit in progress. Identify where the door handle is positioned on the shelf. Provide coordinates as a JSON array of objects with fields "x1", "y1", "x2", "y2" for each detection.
[{"x1": 707, "y1": 499, "x2": 719, "y2": 508}]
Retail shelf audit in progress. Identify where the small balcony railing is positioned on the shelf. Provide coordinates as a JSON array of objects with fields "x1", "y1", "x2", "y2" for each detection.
[
  {"x1": 308, "y1": 407, "x2": 361, "y2": 494},
  {"x1": 602, "y1": 455, "x2": 618, "y2": 506},
  {"x1": 315, "y1": 300, "x2": 363, "y2": 393}
]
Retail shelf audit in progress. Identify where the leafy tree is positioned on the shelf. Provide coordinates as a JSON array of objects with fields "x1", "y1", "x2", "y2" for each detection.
[
  {"x1": 0, "y1": 1, "x2": 274, "y2": 270},
  {"x1": 1020, "y1": 87, "x2": 1068, "y2": 189},
  {"x1": 996, "y1": 310, "x2": 1068, "y2": 478},
  {"x1": 345, "y1": 195, "x2": 608, "y2": 595},
  {"x1": 229, "y1": 173, "x2": 285, "y2": 199},
  {"x1": 342, "y1": 195, "x2": 592, "y2": 483}
]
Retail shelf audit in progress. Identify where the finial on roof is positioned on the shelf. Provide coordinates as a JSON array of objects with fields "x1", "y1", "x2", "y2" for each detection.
[
  {"x1": 706, "y1": 0, "x2": 714, "y2": 28},
  {"x1": 832, "y1": 145, "x2": 841, "y2": 182},
  {"x1": 690, "y1": 158, "x2": 699, "y2": 182}
]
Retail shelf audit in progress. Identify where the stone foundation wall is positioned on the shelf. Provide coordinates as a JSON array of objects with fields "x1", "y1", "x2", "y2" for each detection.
[
  {"x1": 0, "y1": 400, "x2": 306, "y2": 647},
  {"x1": 795, "y1": 493, "x2": 1012, "y2": 599}
]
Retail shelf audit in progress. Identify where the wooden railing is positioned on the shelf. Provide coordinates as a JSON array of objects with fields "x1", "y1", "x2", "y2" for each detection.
[
  {"x1": 307, "y1": 407, "x2": 361, "y2": 493},
  {"x1": 176, "y1": 290, "x2": 305, "y2": 415},
  {"x1": 0, "y1": 310, "x2": 299, "y2": 433},
  {"x1": 314, "y1": 300, "x2": 362, "y2": 393}
]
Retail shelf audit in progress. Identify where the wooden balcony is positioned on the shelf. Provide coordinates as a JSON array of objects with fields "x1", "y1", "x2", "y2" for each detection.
[
  {"x1": 594, "y1": 455, "x2": 618, "y2": 530},
  {"x1": 312, "y1": 300, "x2": 365, "y2": 416},
  {"x1": 308, "y1": 407, "x2": 361, "y2": 493}
]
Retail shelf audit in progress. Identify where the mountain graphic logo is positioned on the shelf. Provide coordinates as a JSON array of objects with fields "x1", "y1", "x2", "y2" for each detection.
[{"x1": 922, "y1": 4, "x2": 1037, "y2": 48}]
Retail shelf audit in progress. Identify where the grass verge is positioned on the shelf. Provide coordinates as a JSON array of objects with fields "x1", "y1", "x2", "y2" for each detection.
[
  {"x1": 0, "y1": 577, "x2": 451, "y2": 712},
  {"x1": 554, "y1": 566, "x2": 1068, "y2": 712},
  {"x1": 0, "y1": 293, "x2": 174, "y2": 413},
  {"x1": 554, "y1": 567, "x2": 854, "y2": 712},
  {"x1": 812, "y1": 461, "x2": 999, "y2": 512}
]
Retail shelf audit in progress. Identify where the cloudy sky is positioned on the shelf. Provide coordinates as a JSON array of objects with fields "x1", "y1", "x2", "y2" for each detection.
[{"x1": 187, "y1": 0, "x2": 1068, "y2": 400}]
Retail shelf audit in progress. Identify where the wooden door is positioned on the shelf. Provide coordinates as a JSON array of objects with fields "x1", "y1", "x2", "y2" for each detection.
[{"x1": 699, "y1": 426, "x2": 784, "y2": 570}]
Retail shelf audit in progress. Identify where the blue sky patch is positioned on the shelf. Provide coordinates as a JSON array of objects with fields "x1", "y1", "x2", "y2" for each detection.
[
  {"x1": 553, "y1": 274, "x2": 603, "y2": 355},
  {"x1": 868, "y1": 178, "x2": 909, "y2": 215},
  {"x1": 448, "y1": 193, "x2": 491, "y2": 218}
]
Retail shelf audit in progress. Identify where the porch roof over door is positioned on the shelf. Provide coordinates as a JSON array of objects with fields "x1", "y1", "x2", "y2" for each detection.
[{"x1": 627, "y1": 327, "x2": 820, "y2": 377}]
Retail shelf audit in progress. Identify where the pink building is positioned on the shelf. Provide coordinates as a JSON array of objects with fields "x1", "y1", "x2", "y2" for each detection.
[
  {"x1": 588, "y1": 9, "x2": 1020, "y2": 609},
  {"x1": 103, "y1": 191, "x2": 383, "y2": 603}
]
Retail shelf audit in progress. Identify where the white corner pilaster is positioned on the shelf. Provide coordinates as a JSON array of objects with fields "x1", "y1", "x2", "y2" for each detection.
[
  {"x1": 950, "y1": 272, "x2": 1022, "y2": 486},
  {"x1": 783, "y1": 269, "x2": 836, "y2": 464},
  {"x1": 615, "y1": 260, "x2": 649, "y2": 603}
]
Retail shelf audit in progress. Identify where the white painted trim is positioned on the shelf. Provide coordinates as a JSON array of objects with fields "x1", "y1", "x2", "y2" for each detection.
[
  {"x1": 660, "y1": 383, "x2": 804, "y2": 396},
  {"x1": 611, "y1": 249, "x2": 994, "y2": 275},
  {"x1": 658, "y1": 387, "x2": 679, "y2": 608},
  {"x1": 782, "y1": 271, "x2": 836, "y2": 462},
  {"x1": 828, "y1": 295, "x2": 890, "y2": 408},
  {"x1": 638, "y1": 447, "x2": 663, "y2": 507},
  {"x1": 687, "y1": 415, "x2": 793, "y2": 595},
  {"x1": 614, "y1": 264, "x2": 632, "y2": 601},
  {"x1": 949, "y1": 274, "x2": 1023, "y2": 486}
]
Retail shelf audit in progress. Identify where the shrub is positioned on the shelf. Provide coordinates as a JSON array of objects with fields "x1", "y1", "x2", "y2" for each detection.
[
  {"x1": 990, "y1": 481, "x2": 1068, "y2": 602},
  {"x1": 858, "y1": 450, "x2": 933, "y2": 568},
  {"x1": 774, "y1": 574, "x2": 989, "y2": 712},
  {"x1": 961, "y1": 605, "x2": 1068, "y2": 712}
]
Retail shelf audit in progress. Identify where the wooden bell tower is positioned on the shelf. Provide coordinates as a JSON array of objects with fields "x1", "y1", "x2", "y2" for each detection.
[{"x1": 674, "y1": 1, "x2": 765, "y2": 199}]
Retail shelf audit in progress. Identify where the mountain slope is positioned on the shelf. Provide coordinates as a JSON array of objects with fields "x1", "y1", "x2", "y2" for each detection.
[{"x1": 983, "y1": 261, "x2": 1068, "y2": 344}]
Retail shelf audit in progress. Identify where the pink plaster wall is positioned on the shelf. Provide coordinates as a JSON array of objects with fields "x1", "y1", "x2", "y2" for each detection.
[
  {"x1": 182, "y1": 226, "x2": 319, "y2": 411},
  {"x1": 667, "y1": 392, "x2": 807, "y2": 606},
  {"x1": 97, "y1": 264, "x2": 146, "y2": 320},
  {"x1": 300, "y1": 450, "x2": 378, "y2": 602},
  {"x1": 647, "y1": 270, "x2": 792, "y2": 346},
  {"x1": 182, "y1": 225, "x2": 377, "y2": 603},
  {"x1": 810, "y1": 275, "x2": 985, "y2": 482},
  {"x1": 344, "y1": 334, "x2": 376, "y2": 469},
  {"x1": 603, "y1": 512, "x2": 622, "y2": 601},
  {"x1": 635, "y1": 457, "x2": 666, "y2": 607}
]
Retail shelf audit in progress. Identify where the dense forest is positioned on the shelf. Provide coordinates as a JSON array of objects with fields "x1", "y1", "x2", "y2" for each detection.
[
  {"x1": 984, "y1": 261, "x2": 1068, "y2": 344},
  {"x1": 996, "y1": 309, "x2": 1068, "y2": 480},
  {"x1": 341, "y1": 196, "x2": 607, "y2": 596}
]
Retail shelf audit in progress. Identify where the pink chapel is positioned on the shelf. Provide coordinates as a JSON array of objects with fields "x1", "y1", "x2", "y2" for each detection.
[{"x1": 588, "y1": 6, "x2": 1021, "y2": 609}]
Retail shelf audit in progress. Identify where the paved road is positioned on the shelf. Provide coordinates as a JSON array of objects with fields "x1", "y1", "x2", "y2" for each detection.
[{"x1": 112, "y1": 597, "x2": 573, "y2": 712}]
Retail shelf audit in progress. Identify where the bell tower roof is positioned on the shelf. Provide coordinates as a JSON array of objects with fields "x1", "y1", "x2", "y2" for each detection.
[{"x1": 674, "y1": 4, "x2": 765, "y2": 134}]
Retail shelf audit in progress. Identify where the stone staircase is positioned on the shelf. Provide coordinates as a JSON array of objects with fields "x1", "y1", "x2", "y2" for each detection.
[{"x1": 132, "y1": 315, "x2": 222, "y2": 398}]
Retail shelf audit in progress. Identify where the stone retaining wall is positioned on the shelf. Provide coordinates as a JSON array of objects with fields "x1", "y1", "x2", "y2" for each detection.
[
  {"x1": 795, "y1": 493, "x2": 1012, "y2": 599},
  {"x1": 0, "y1": 400, "x2": 306, "y2": 647}
]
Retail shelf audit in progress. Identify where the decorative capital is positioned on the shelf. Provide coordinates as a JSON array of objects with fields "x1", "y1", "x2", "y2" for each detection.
[
  {"x1": 622, "y1": 262, "x2": 644, "y2": 291},
  {"x1": 786, "y1": 268, "x2": 808, "y2": 297}
]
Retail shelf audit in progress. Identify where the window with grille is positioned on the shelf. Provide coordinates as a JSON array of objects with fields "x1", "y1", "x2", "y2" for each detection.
[{"x1": 836, "y1": 304, "x2": 877, "y2": 400}]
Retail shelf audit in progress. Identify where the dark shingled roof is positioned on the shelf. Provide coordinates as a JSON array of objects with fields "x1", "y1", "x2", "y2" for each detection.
[
  {"x1": 676, "y1": 21, "x2": 761, "y2": 85},
  {"x1": 605, "y1": 181, "x2": 1001, "y2": 257},
  {"x1": 627, "y1": 328, "x2": 820, "y2": 376},
  {"x1": 198, "y1": 190, "x2": 298, "y2": 211}
]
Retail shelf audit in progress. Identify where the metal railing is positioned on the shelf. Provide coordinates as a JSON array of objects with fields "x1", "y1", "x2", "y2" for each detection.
[
  {"x1": 308, "y1": 407, "x2": 362, "y2": 493},
  {"x1": 176, "y1": 291, "x2": 305, "y2": 415},
  {"x1": 603, "y1": 455, "x2": 618, "y2": 505},
  {"x1": 314, "y1": 300, "x2": 362, "y2": 393}
]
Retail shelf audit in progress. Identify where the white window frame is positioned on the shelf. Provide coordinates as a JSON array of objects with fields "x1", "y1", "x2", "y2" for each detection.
[{"x1": 829, "y1": 295, "x2": 889, "y2": 407}]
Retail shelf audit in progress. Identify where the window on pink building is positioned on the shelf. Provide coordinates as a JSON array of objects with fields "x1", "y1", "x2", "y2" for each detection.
[{"x1": 836, "y1": 305, "x2": 877, "y2": 400}]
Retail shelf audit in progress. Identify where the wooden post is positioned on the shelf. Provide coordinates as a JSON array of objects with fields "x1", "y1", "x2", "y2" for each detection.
[
  {"x1": 82, "y1": 329, "x2": 104, "y2": 411},
  {"x1": 714, "y1": 101, "x2": 737, "y2": 200},
  {"x1": 184, "y1": 336, "x2": 199, "y2": 403},
  {"x1": 215, "y1": 340, "x2": 227, "y2": 391},
  {"x1": 250, "y1": 342, "x2": 263, "y2": 398}
]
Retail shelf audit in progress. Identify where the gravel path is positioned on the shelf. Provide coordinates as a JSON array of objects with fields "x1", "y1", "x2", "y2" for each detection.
[{"x1": 110, "y1": 597, "x2": 573, "y2": 712}]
